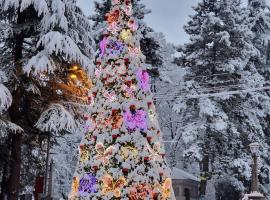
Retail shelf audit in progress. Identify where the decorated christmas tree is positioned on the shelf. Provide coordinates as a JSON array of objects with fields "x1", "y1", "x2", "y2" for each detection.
[{"x1": 69, "y1": 0, "x2": 175, "y2": 199}]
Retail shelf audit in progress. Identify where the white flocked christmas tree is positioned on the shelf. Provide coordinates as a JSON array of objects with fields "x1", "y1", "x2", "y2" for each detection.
[{"x1": 69, "y1": 0, "x2": 175, "y2": 199}]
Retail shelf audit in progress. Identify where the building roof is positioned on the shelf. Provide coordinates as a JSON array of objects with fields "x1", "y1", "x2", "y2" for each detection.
[{"x1": 171, "y1": 167, "x2": 200, "y2": 182}]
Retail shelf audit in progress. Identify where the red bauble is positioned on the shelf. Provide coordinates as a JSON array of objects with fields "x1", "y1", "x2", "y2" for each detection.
[
  {"x1": 122, "y1": 168, "x2": 129, "y2": 174},
  {"x1": 112, "y1": 134, "x2": 118, "y2": 139},
  {"x1": 92, "y1": 165, "x2": 98, "y2": 171},
  {"x1": 92, "y1": 136, "x2": 97, "y2": 141},
  {"x1": 160, "y1": 153, "x2": 166, "y2": 158},
  {"x1": 144, "y1": 157, "x2": 149, "y2": 162},
  {"x1": 147, "y1": 137, "x2": 152, "y2": 142},
  {"x1": 83, "y1": 116, "x2": 89, "y2": 121}
]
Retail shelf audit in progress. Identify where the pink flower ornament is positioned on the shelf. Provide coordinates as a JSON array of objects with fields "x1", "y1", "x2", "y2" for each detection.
[
  {"x1": 108, "y1": 22, "x2": 120, "y2": 35},
  {"x1": 124, "y1": 5, "x2": 132, "y2": 16},
  {"x1": 124, "y1": 109, "x2": 148, "y2": 131},
  {"x1": 111, "y1": 0, "x2": 119, "y2": 5},
  {"x1": 137, "y1": 69, "x2": 150, "y2": 91},
  {"x1": 99, "y1": 37, "x2": 108, "y2": 58}
]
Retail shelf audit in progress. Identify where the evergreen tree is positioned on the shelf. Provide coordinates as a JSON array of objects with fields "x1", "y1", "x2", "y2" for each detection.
[
  {"x1": 175, "y1": 0, "x2": 270, "y2": 198},
  {"x1": 69, "y1": 0, "x2": 174, "y2": 199},
  {"x1": 0, "y1": 0, "x2": 94, "y2": 198}
]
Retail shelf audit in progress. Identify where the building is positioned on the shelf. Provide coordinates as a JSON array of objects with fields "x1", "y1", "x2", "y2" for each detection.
[{"x1": 172, "y1": 167, "x2": 200, "y2": 200}]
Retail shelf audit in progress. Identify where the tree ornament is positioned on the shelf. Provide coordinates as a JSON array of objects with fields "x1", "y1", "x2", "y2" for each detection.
[
  {"x1": 128, "y1": 18, "x2": 138, "y2": 31},
  {"x1": 120, "y1": 145, "x2": 138, "y2": 159},
  {"x1": 108, "y1": 40, "x2": 124, "y2": 56},
  {"x1": 137, "y1": 69, "x2": 150, "y2": 91},
  {"x1": 110, "y1": 109, "x2": 123, "y2": 129},
  {"x1": 116, "y1": 64, "x2": 127, "y2": 75},
  {"x1": 129, "y1": 183, "x2": 151, "y2": 200},
  {"x1": 124, "y1": 5, "x2": 132, "y2": 16},
  {"x1": 105, "y1": 8, "x2": 120, "y2": 25},
  {"x1": 79, "y1": 144, "x2": 89, "y2": 163},
  {"x1": 99, "y1": 37, "x2": 108, "y2": 58},
  {"x1": 147, "y1": 143, "x2": 163, "y2": 162},
  {"x1": 70, "y1": 177, "x2": 79, "y2": 197},
  {"x1": 129, "y1": 47, "x2": 140, "y2": 57},
  {"x1": 87, "y1": 94, "x2": 94, "y2": 106},
  {"x1": 94, "y1": 143, "x2": 115, "y2": 165},
  {"x1": 111, "y1": 0, "x2": 119, "y2": 5},
  {"x1": 122, "y1": 84, "x2": 135, "y2": 98},
  {"x1": 78, "y1": 173, "x2": 98, "y2": 196},
  {"x1": 148, "y1": 108, "x2": 156, "y2": 121},
  {"x1": 154, "y1": 178, "x2": 172, "y2": 200},
  {"x1": 108, "y1": 22, "x2": 120, "y2": 35},
  {"x1": 102, "y1": 174, "x2": 127, "y2": 198},
  {"x1": 104, "y1": 91, "x2": 116, "y2": 102},
  {"x1": 120, "y1": 29, "x2": 132, "y2": 41},
  {"x1": 123, "y1": 109, "x2": 147, "y2": 131},
  {"x1": 122, "y1": 167, "x2": 129, "y2": 175}
]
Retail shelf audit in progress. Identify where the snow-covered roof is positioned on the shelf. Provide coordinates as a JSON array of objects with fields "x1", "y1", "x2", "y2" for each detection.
[{"x1": 171, "y1": 167, "x2": 200, "y2": 182}]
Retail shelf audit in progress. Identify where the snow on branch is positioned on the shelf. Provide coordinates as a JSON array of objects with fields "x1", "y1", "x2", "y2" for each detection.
[
  {"x1": 0, "y1": 119, "x2": 24, "y2": 137},
  {"x1": 1, "y1": 0, "x2": 48, "y2": 16},
  {"x1": 35, "y1": 103, "x2": 76, "y2": 134},
  {"x1": 24, "y1": 50, "x2": 56, "y2": 75},
  {"x1": 27, "y1": 31, "x2": 93, "y2": 74},
  {"x1": 0, "y1": 83, "x2": 12, "y2": 114},
  {"x1": 20, "y1": 0, "x2": 49, "y2": 16}
]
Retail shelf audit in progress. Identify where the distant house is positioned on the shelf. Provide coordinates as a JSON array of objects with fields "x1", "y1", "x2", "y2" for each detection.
[{"x1": 171, "y1": 167, "x2": 200, "y2": 200}]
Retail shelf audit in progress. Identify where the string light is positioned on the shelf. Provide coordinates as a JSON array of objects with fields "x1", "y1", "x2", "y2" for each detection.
[{"x1": 70, "y1": 74, "x2": 77, "y2": 79}]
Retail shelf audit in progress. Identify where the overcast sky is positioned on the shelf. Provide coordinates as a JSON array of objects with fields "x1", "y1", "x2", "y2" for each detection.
[{"x1": 77, "y1": 0, "x2": 270, "y2": 45}]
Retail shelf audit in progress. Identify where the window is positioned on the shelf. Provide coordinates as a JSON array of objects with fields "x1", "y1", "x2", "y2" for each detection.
[
  {"x1": 184, "y1": 188, "x2": 190, "y2": 200},
  {"x1": 173, "y1": 186, "x2": 180, "y2": 196}
]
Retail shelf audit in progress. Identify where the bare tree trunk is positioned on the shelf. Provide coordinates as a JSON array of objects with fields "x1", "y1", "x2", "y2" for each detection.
[
  {"x1": 0, "y1": 136, "x2": 11, "y2": 200},
  {"x1": 7, "y1": 133, "x2": 22, "y2": 200},
  {"x1": 7, "y1": 7, "x2": 24, "y2": 200}
]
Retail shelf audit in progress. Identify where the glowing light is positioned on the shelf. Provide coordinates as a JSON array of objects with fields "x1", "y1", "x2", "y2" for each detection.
[
  {"x1": 71, "y1": 65, "x2": 79, "y2": 70},
  {"x1": 70, "y1": 74, "x2": 77, "y2": 79}
]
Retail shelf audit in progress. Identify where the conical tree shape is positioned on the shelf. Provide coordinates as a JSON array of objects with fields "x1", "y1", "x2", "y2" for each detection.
[{"x1": 69, "y1": 0, "x2": 175, "y2": 199}]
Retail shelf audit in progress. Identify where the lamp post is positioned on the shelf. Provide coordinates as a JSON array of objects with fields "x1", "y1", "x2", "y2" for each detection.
[
  {"x1": 242, "y1": 143, "x2": 264, "y2": 200},
  {"x1": 250, "y1": 143, "x2": 260, "y2": 193}
]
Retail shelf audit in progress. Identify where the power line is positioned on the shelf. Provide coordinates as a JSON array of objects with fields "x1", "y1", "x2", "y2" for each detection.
[
  {"x1": 154, "y1": 85, "x2": 270, "y2": 101},
  {"x1": 155, "y1": 82, "x2": 248, "y2": 98}
]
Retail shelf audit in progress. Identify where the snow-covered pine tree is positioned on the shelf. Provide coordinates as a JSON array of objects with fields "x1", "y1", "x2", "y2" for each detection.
[
  {"x1": 0, "y1": 0, "x2": 94, "y2": 198},
  {"x1": 0, "y1": 1, "x2": 48, "y2": 197},
  {"x1": 69, "y1": 0, "x2": 175, "y2": 199},
  {"x1": 174, "y1": 0, "x2": 270, "y2": 198},
  {"x1": 242, "y1": 0, "x2": 270, "y2": 196}
]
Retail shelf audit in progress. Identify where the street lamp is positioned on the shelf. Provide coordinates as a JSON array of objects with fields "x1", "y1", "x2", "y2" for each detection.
[
  {"x1": 242, "y1": 143, "x2": 264, "y2": 200},
  {"x1": 249, "y1": 142, "x2": 260, "y2": 192}
]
